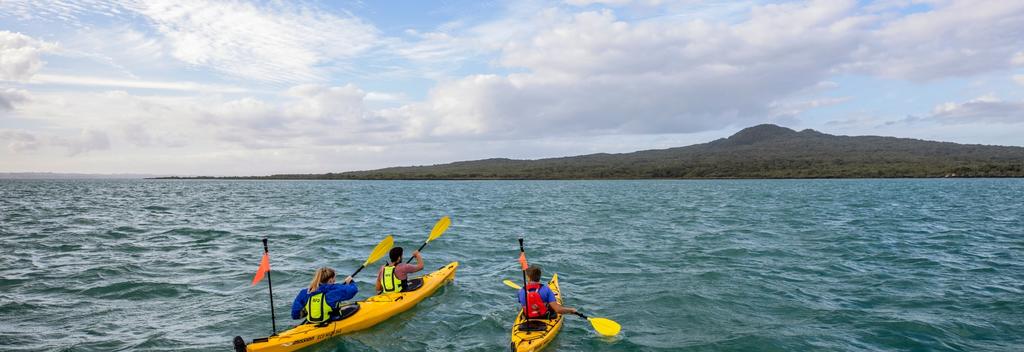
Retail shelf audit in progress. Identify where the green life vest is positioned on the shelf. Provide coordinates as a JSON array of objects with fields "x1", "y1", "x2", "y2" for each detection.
[
  {"x1": 304, "y1": 291, "x2": 333, "y2": 323},
  {"x1": 380, "y1": 265, "x2": 403, "y2": 293}
]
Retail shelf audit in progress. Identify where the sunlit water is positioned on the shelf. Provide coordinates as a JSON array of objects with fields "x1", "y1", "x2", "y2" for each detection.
[{"x1": 1, "y1": 179, "x2": 1022, "y2": 351}]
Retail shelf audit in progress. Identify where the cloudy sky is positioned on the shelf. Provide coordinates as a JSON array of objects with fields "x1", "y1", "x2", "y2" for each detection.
[{"x1": 1, "y1": 0, "x2": 1023, "y2": 175}]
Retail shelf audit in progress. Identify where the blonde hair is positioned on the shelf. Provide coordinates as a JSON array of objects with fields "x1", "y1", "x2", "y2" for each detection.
[{"x1": 307, "y1": 267, "x2": 336, "y2": 293}]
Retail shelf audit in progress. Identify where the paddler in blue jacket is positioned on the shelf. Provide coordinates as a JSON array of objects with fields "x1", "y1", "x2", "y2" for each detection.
[{"x1": 290, "y1": 267, "x2": 357, "y2": 324}]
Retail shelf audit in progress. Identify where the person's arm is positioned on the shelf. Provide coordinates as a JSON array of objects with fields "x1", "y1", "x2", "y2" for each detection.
[
  {"x1": 544, "y1": 287, "x2": 576, "y2": 314},
  {"x1": 291, "y1": 291, "x2": 306, "y2": 320},
  {"x1": 326, "y1": 283, "x2": 359, "y2": 304},
  {"x1": 547, "y1": 301, "x2": 577, "y2": 315},
  {"x1": 411, "y1": 251, "x2": 424, "y2": 272}
]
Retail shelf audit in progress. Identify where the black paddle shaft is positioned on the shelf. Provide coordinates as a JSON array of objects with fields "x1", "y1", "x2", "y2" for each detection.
[
  {"x1": 349, "y1": 265, "x2": 366, "y2": 279},
  {"x1": 405, "y1": 242, "x2": 429, "y2": 264},
  {"x1": 519, "y1": 238, "x2": 530, "y2": 322}
]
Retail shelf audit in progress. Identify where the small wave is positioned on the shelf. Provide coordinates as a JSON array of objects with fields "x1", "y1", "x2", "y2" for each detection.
[
  {"x1": 113, "y1": 225, "x2": 146, "y2": 234},
  {"x1": 0, "y1": 277, "x2": 29, "y2": 289},
  {"x1": 143, "y1": 205, "x2": 172, "y2": 212},
  {"x1": 160, "y1": 227, "x2": 231, "y2": 237},
  {"x1": 78, "y1": 281, "x2": 193, "y2": 300},
  {"x1": 69, "y1": 217, "x2": 102, "y2": 226},
  {"x1": 707, "y1": 247, "x2": 750, "y2": 257}
]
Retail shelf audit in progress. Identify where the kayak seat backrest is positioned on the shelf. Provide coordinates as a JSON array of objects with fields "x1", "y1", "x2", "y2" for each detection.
[
  {"x1": 336, "y1": 303, "x2": 360, "y2": 320},
  {"x1": 313, "y1": 302, "x2": 362, "y2": 327},
  {"x1": 404, "y1": 278, "x2": 424, "y2": 292},
  {"x1": 518, "y1": 320, "x2": 551, "y2": 332}
]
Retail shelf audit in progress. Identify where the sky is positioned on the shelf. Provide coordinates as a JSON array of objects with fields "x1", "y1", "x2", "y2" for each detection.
[{"x1": 1, "y1": 0, "x2": 1023, "y2": 176}]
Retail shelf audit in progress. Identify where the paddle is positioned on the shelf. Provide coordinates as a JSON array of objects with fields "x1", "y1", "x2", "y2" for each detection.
[
  {"x1": 573, "y1": 313, "x2": 621, "y2": 337},
  {"x1": 405, "y1": 216, "x2": 451, "y2": 264},
  {"x1": 349, "y1": 235, "x2": 394, "y2": 279},
  {"x1": 502, "y1": 279, "x2": 622, "y2": 337}
]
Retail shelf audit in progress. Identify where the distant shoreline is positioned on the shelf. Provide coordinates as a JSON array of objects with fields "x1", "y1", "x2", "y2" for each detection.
[
  {"x1": 2, "y1": 176, "x2": 1021, "y2": 181},
  {"x1": 147, "y1": 175, "x2": 1024, "y2": 180}
]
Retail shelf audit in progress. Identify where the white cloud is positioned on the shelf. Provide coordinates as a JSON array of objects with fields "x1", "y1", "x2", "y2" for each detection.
[
  {"x1": 0, "y1": 31, "x2": 55, "y2": 81},
  {"x1": 565, "y1": 0, "x2": 647, "y2": 7},
  {"x1": 59, "y1": 26, "x2": 170, "y2": 74},
  {"x1": 387, "y1": 1, "x2": 868, "y2": 138},
  {"x1": 1012, "y1": 51, "x2": 1024, "y2": 66},
  {"x1": 54, "y1": 129, "x2": 111, "y2": 155},
  {"x1": 123, "y1": 0, "x2": 380, "y2": 83},
  {"x1": 0, "y1": 128, "x2": 110, "y2": 155},
  {"x1": 365, "y1": 92, "x2": 405, "y2": 102},
  {"x1": 854, "y1": 0, "x2": 1024, "y2": 80},
  {"x1": 383, "y1": 0, "x2": 1024, "y2": 140},
  {"x1": 284, "y1": 84, "x2": 367, "y2": 125},
  {"x1": 0, "y1": 129, "x2": 40, "y2": 152},
  {"x1": 7, "y1": 82, "x2": 406, "y2": 156},
  {"x1": 1014, "y1": 74, "x2": 1024, "y2": 86},
  {"x1": 29, "y1": 74, "x2": 249, "y2": 93},
  {"x1": 197, "y1": 84, "x2": 403, "y2": 147},
  {"x1": 1, "y1": 1, "x2": 382, "y2": 83},
  {"x1": 0, "y1": 88, "x2": 29, "y2": 110},
  {"x1": 925, "y1": 96, "x2": 1024, "y2": 124},
  {"x1": 770, "y1": 96, "x2": 852, "y2": 118}
]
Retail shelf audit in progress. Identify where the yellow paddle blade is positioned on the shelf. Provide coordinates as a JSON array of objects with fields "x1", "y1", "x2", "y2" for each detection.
[
  {"x1": 427, "y1": 216, "x2": 451, "y2": 242},
  {"x1": 503, "y1": 279, "x2": 522, "y2": 289},
  {"x1": 588, "y1": 317, "x2": 621, "y2": 336},
  {"x1": 363, "y1": 235, "x2": 394, "y2": 266}
]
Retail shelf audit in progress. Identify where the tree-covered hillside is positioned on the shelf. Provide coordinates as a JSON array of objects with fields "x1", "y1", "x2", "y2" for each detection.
[{"x1": 165, "y1": 124, "x2": 1024, "y2": 179}]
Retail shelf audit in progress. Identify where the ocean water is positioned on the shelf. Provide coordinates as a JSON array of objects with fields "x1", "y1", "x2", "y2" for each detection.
[{"x1": 1, "y1": 179, "x2": 1022, "y2": 351}]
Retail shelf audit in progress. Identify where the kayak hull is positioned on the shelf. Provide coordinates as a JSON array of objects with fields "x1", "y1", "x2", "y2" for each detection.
[
  {"x1": 242, "y1": 261, "x2": 458, "y2": 352},
  {"x1": 509, "y1": 273, "x2": 564, "y2": 352}
]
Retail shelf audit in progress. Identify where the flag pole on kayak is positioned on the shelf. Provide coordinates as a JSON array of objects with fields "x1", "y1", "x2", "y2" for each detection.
[
  {"x1": 251, "y1": 238, "x2": 277, "y2": 336},
  {"x1": 406, "y1": 216, "x2": 451, "y2": 264},
  {"x1": 518, "y1": 237, "x2": 530, "y2": 323}
]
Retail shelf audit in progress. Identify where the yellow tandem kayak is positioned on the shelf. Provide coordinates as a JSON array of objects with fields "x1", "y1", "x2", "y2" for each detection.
[
  {"x1": 236, "y1": 261, "x2": 459, "y2": 352},
  {"x1": 509, "y1": 273, "x2": 564, "y2": 352}
]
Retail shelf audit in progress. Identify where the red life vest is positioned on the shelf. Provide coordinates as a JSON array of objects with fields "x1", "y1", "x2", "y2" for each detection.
[{"x1": 524, "y1": 283, "x2": 549, "y2": 319}]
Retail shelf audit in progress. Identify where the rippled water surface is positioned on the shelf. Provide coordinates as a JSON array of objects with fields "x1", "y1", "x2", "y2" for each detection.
[{"x1": 1, "y1": 179, "x2": 1022, "y2": 351}]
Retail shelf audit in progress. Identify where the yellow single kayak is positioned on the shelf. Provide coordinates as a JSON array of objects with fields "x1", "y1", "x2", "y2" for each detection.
[
  {"x1": 509, "y1": 273, "x2": 564, "y2": 352},
  {"x1": 236, "y1": 261, "x2": 458, "y2": 352}
]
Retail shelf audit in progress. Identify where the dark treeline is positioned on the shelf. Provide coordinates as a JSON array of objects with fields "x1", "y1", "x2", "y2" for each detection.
[{"x1": 159, "y1": 124, "x2": 1024, "y2": 180}]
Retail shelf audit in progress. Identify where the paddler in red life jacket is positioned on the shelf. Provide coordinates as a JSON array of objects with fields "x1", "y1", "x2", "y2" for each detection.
[
  {"x1": 518, "y1": 265, "x2": 577, "y2": 319},
  {"x1": 376, "y1": 247, "x2": 424, "y2": 294},
  {"x1": 290, "y1": 267, "x2": 357, "y2": 324}
]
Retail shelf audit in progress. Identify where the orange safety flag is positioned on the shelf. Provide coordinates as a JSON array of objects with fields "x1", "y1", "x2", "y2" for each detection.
[
  {"x1": 518, "y1": 252, "x2": 528, "y2": 270},
  {"x1": 251, "y1": 253, "x2": 270, "y2": 285}
]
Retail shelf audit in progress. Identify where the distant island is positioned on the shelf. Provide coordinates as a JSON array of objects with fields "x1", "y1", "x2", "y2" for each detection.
[{"x1": 158, "y1": 124, "x2": 1024, "y2": 180}]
